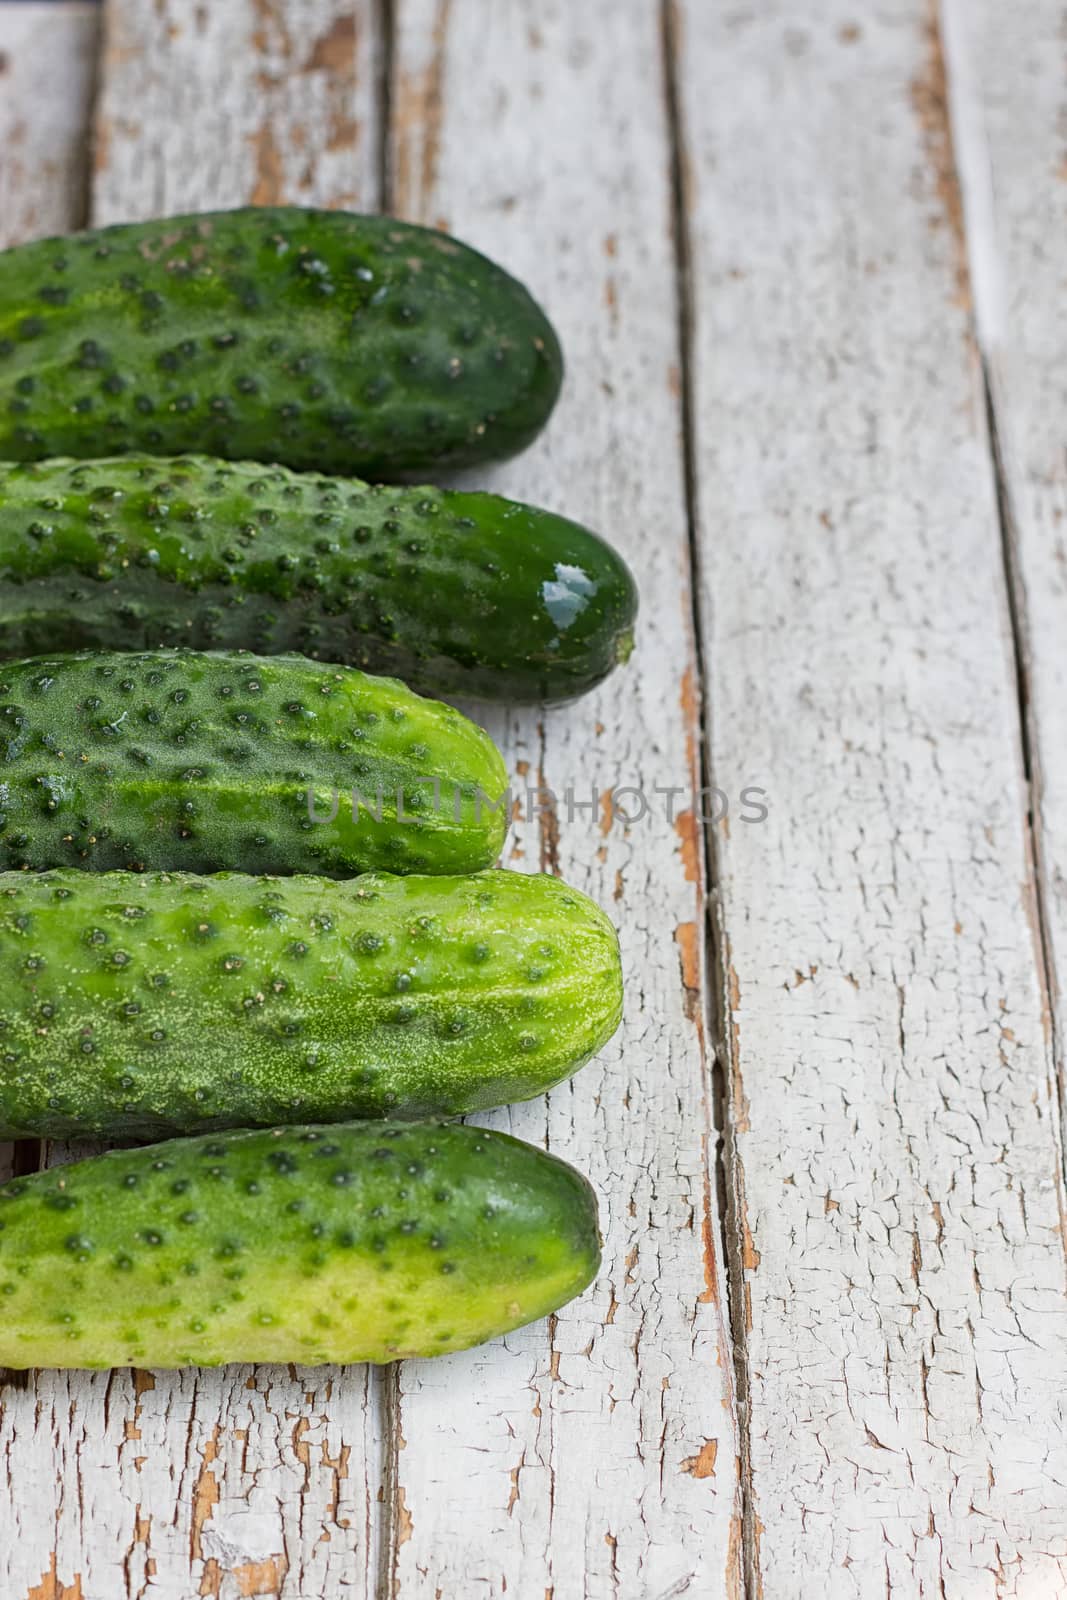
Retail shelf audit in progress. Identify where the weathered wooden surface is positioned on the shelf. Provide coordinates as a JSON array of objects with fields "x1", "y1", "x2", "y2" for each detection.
[
  {"x1": 3, "y1": 1367, "x2": 385, "y2": 1600},
  {"x1": 93, "y1": 0, "x2": 383, "y2": 220},
  {"x1": 0, "y1": 1, "x2": 98, "y2": 250},
  {"x1": 673, "y1": 1, "x2": 1067, "y2": 1594},
  {"x1": 945, "y1": 0, "x2": 1067, "y2": 1195},
  {"x1": 3, "y1": 0, "x2": 1067, "y2": 1595},
  {"x1": 385, "y1": 1, "x2": 740, "y2": 1594}
]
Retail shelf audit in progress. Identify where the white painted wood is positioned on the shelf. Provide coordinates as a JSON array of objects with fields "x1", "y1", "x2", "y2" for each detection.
[
  {"x1": 0, "y1": 1365, "x2": 385, "y2": 1600},
  {"x1": 674, "y1": 2, "x2": 1067, "y2": 1595},
  {"x1": 386, "y1": 3, "x2": 741, "y2": 1595},
  {"x1": 0, "y1": 2, "x2": 99, "y2": 250},
  {"x1": 0, "y1": 0, "x2": 99, "y2": 1195},
  {"x1": 944, "y1": 0, "x2": 1067, "y2": 1188},
  {"x1": 93, "y1": 0, "x2": 383, "y2": 221},
  {"x1": 0, "y1": 8, "x2": 390, "y2": 1596}
]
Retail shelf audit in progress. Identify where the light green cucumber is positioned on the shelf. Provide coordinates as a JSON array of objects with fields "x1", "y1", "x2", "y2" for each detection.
[
  {"x1": 0, "y1": 867, "x2": 623, "y2": 1138},
  {"x1": 0, "y1": 1120, "x2": 601, "y2": 1368}
]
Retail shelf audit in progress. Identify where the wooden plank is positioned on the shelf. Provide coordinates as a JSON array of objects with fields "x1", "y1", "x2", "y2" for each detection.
[
  {"x1": 385, "y1": 3, "x2": 741, "y2": 1594},
  {"x1": 944, "y1": 0, "x2": 1067, "y2": 1228},
  {"x1": 93, "y1": 0, "x2": 383, "y2": 220},
  {"x1": 0, "y1": 0, "x2": 100, "y2": 1195},
  {"x1": 672, "y1": 2, "x2": 1067, "y2": 1594},
  {"x1": 0, "y1": 2, "x2": 99, "y2": 250},
  {"x1": 943, "y1": 16, "x2": 1067, "y2": 1585},
  {"x1": 0, "y1": 7, "x2": 390, "y2": 1597},
  {"x1": 2, "y1": 1367, "x2": 384, "y2": 1600}
]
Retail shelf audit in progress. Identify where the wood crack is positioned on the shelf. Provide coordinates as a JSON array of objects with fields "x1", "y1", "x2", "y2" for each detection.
[
  {"x1": 376, "y1": 1362, "x2": 402, "y2": 1600},
  {"x1": 938, "y1": 0, "x2": 1067, "y2": 1273},
  {"x1": 661, "y1": 1, "x2": 752, "y2": 1594},
  {"x1": 376, "y1": 0, "x2": 395, "y2": 212}
]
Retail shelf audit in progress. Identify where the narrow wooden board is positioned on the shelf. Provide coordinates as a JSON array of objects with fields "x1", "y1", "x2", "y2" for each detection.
[
  {"x1": 673, "y1": 2, "x2": 1067, "y2": 1594},
  {"x1": 93, "y1": 0, "x2": 383, "y2": 221},
  {"x1": 0, "y1": 0, "x2": 100, "y2": 1192},
  {"x1": 0, "y1": 6, "x2": 391, "y2": 1596},
  {"x1": 0, "y1": 2, "x2": 99, "y2": 250},
  {"x1": 384, "y1": 3, "x2": 741, "y2": 1594},
  {"x1": 2, "y1": 1366, "x2": 386, "y2": 1600},
  {"x1": 944, "y1": 11, "x2": 1067, "y2": 1576},
  {"x1": 945, "y1": 0, "x2": 1067, "y2": 1299}
]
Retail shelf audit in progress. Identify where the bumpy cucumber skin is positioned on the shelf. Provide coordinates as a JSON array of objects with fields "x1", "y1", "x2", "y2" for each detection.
[
  {"x1": 0, "y1": 1120, "x2": 601, "y2": 1368},
  {"x1": 0, "y1": 454, "x2": 637, "y2": 703},
  {"x1": 0, "y1": 868, "x2": 623, "y2": 1139},
  {"x1": 0, "y1": 208, "x2": 563, "y2": 477},
  {"x1": 0, "y1": 648, "x2": 507, "y2": 877}
]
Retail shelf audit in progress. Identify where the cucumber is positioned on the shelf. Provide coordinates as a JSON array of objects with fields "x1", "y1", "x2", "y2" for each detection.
[
  {"x1": 0, "y1": 207, "x2": 562, "y2": 477},
  {"x1": 0, "y1": 648, "x2": 507, "y2": 877},
  {"x1": 0, "y1": 1120, "x2": 600, "y2": 1367},
  {"x1": 0, "y1": 454, "x2": 637, "y2": 703},
  {"x1": 0, "y1": 867, "x2": 623, "y2": 1139}
]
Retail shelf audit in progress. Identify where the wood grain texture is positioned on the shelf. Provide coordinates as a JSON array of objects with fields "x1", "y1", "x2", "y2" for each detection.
[
  {"x1": 0, "y1": 6, "x2": 390, "y2": 1597},
  {"x1": 385, "y1": 2, "x2": 741, "y2": 1594},
  {"x1": 0, "y1": 2, "x2": 99, "y2": 250},
  {"x1": 673, "y1": 2, "x2": 1067, "y2": 1595},
  {"x1": 1, "y1": 1365, "x2": 385, "y2": 1600},
  {"x1": 93, "y1": 0, "x2": 383, "y2": 221},
  {"x1": 945, "y1": 0, "x2": 1067, "y2": 1263}
]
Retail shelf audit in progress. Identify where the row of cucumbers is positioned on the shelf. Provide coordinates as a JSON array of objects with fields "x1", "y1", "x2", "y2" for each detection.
[
  {"x1": 0, "y1": 208, "x2": 637, "y2": 704},
  {"x1": 0, "y1": 207, "x2": 631, "y2": 1370}
]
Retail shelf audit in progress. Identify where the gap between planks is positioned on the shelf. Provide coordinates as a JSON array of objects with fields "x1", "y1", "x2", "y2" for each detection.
[{"x1": 660, "y1": 3, "x2": 757, "y2": 1598}]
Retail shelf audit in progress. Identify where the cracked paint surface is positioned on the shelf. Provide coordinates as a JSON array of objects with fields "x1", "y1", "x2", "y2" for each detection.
[{"x1": 678, "y1": 1, "x2": 1067, "y2": 1593}]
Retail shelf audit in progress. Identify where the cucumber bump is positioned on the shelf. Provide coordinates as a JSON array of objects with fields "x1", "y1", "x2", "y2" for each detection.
[{"x1": 0, "y1": 1120, "x2": 601, "y2": 1368}]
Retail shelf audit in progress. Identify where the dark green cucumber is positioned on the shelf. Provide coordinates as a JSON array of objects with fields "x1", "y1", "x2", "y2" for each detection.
[
  {"x1": 0, "y1": 454, "x2": 636, "y2": 703},
  {"x1": 0, "y1": 648, "x2": 507, "y2": 877},
  {"x1": 0, "y1": 867, "x2": 623, "y2": 1139},
  {"x1": 0, "y1": 207, "x2": 562, "y2": 477},
  {"x1": 0, "y1": 1120, "x2": 601, "y2": 1367}
]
